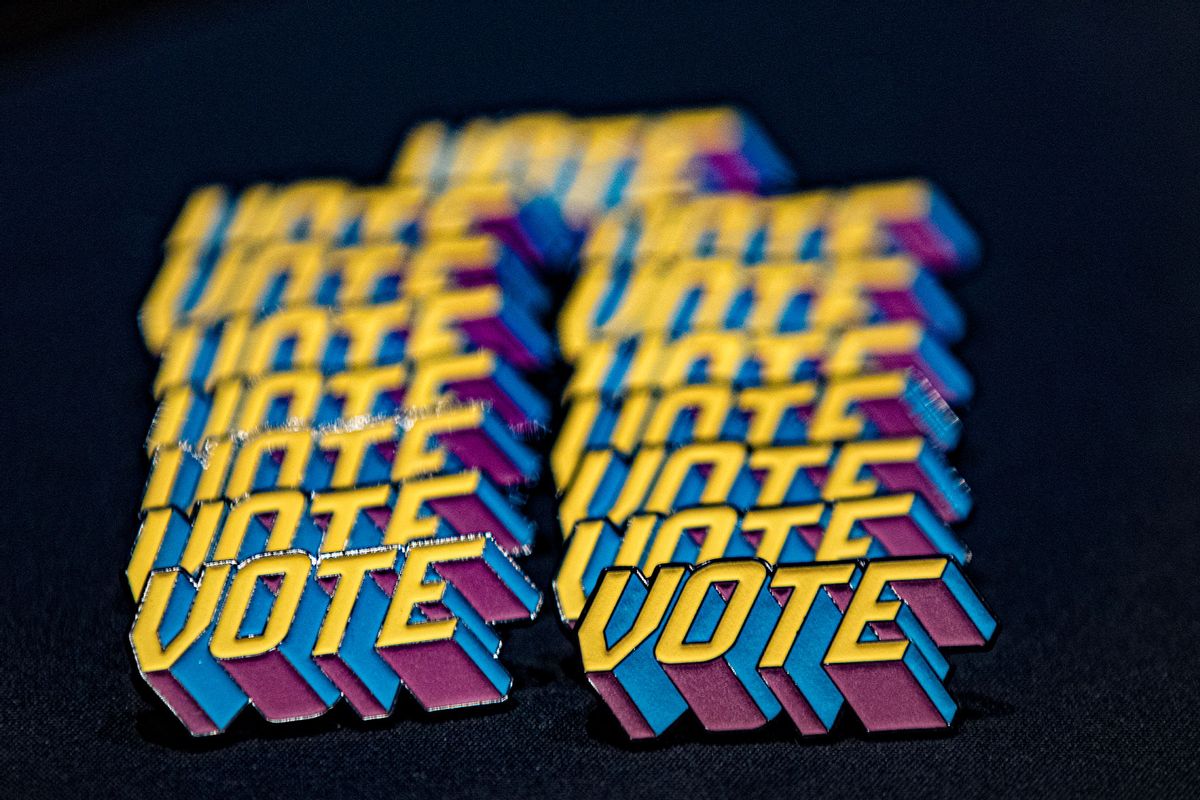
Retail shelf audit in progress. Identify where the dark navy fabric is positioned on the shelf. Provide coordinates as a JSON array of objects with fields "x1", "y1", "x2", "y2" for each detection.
[{"x1": 1, "y1": 2, "x2": 1197, "y2": 796}]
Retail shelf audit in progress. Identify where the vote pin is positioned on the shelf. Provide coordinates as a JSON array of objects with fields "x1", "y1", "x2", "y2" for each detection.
[
  {"x1": 127, "y1": 106, "x2": 994, "y2": 741},
  {"x1": 552, "y1": 112, "x2": 993, "y2": 739}
]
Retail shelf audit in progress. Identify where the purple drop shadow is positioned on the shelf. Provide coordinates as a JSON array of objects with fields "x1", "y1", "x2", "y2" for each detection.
[
  {"x1": 663, "y1": 661, "x2": 769, "y2": 731},
  {"x1": 870, "y1": 290, "x2": 922, "y2": 324},
  {"x1": 859, "y1": 397, "x2": 922, "y2": 438},
  {"x1": 587, "y1": 671, "x2": 656, "y2": 740},
  {"x1": 889, "y1": 578, "x2": 987, "y2": 647},
  {"x1": 378, "y1": 639, "x2": 504, "y2": 710},
  {"x1": 798, "y1": 524, "x2": 823, "y2": 551},
  {"x1": 872, "y1": 461, "x2": 960, "y2": 522},
  {"x1": 806, "y1": 466, "x2": 829, "y2": 486},
  {"x1": 860, "y1": 515, "x2": 941, "y2": 557},
  {"x1": 875, "y1": 353, "x2": 952, "y2": 401},
  {"x1": 440, "y1": 427, "x2": 527, "y2": 486},
  {"x1": 145, "y1": 671, "x2": 220, "y2": 736},
  {"x1": 446, "y1": 377, "x2": 530, "y2": 430},
  {"x1": 220, "y1": 651, "x2": 330, "y2": 722},
  {"x1": 825, "y1": 660, "x2": 947, "y2": 731},
  {"x1": 426, "y1": 494, "x2": 523, "y2": 553},
  {"x1": 454, "y1": 267, "x2": 500, "y2": 289},
  {"x1": 705, "y1": 153, "x2": 759, "y2": 192},
  {"x1": 371, "y1": 571, "x2": 398, "y2": 595},
  {"x1": 888, "y1": 221, "x2": 958, "y2": 273},
  {"x1": 434, "y1": 558, "x2": 531, "y2": 622},
  {"x1": 459, "y1": 317, "x2": 543, "y2": 371},
  {"x1": 477, "y1": 217, "x2": 544, "y2": 269},
  {"x1": 759, "y1": 667, "x2": 831, "y2": 735},
  {"x1": 374, "y1": 440, "x2": 398, "y2": 464},
  {"x1": 364, "y1": 507, "x2": 391, "y2": 532},
  {"x1": 827, "y1": 585, "x2": 854, "y2": 612},
  {"x1": 314, "y1": 655, "x2": 390, "y2": 719}
]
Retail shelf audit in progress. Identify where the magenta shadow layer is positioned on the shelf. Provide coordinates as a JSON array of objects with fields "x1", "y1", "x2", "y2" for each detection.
[
  {"x1": 434, "y1": 558, "x2": 530, "y2": 622},
  {"x1": 427, "y1": 494, "x2": 522, "y2": 552},
  {"x1": 663, "y1": 661, "x2": 769, "y2": 731},
  {"x1": 825, "y1": 661, "x2": 945, "y2": 731},
  {"x1": 890, "y1": 578, "x2": 986, "y2": 647},
  {"x1": 378, "y1": 639, "x2": 503, "y2": 710},
  {"x1": 587, "y1": 671, "x2": 656, "y2": 740},
  {"x1": 145, "y1": 671, "x2": 219, "y2": 736},
  {"x1": 759, "y1": 667, "x2": 833, "y2": 735},
  {"x1": 220, "y1": 651, "x2": 329, "y2": 721},
  {"x1": 314, "y1": 655, "x2": 390, "y2": 719}
]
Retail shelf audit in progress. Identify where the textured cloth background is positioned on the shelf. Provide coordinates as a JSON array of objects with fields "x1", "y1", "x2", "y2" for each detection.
[{"x1": 1, "y1": 1, "x2": 1197, "y2": 796}]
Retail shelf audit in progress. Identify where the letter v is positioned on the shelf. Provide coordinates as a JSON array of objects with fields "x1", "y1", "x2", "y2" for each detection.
[
  {"x1": 577, "y1": 566, "x2": 686, "y2": 673},
  {"x1": 130, "y1": 563, "x2": 234, "y2": 674}
]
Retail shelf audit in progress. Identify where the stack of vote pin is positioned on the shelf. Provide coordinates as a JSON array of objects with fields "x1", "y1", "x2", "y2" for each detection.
[
  {"x1": 126, "y1": 108, "x2": 791, "y2": 735},
  {"x1": 127, "y1": 167, "x2": 575, "y2": 732},
  {"x1": 125, "y1": 107, "x2": 997, "y2": 741},
  {"x1": 553, "y1": 175, "x2": 999, "y2": 736}
]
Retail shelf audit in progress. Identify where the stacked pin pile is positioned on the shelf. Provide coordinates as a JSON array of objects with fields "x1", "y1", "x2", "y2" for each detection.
[
  {"x1": 126, "y1": 107, "x2": 996, "y2": 740},
  {"x1": 127, "y1": 109, "x2": 787, "y2": 735},
  {"x1": 128, "y1": 179, "x2": 564, "y2": 732},
  {"x1": 553, "y1": 166, "x2": 998, "y2": 736}
]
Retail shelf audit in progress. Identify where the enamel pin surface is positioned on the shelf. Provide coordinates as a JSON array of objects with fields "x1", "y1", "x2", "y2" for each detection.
[
  {"x1": 131, "y1": 535, "x2": 541, "y2": 734},
  {"x1": 131, "y1": 179, "x2": 557, "y2": 734},
  {"x1": 129, "y1": 106, "x2": 793, "y2": 736},
  {"x1": 129, "y1": 106, "x2": 995, "y2": 740},
  {"x1": 550, "y1": 119, "x2": 995, "y2": 738},
  {"x1": 576, "y1": 557, "x2": 995, "y2": 739}
]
